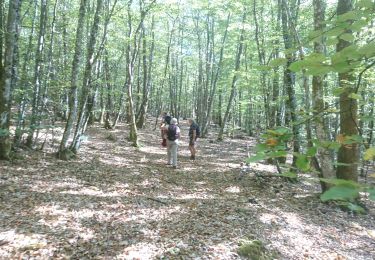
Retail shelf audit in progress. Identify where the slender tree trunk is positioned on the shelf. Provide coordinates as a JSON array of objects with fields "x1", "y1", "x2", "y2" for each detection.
[
  {"x1": 336, "y1": 0, "x2": 358, "y2": 182},
  {"x1": 312, "y1": 0, "x2": 335, "y2": 192},
  {"x1": 136, "y1": 16, "x2": 154, "y2": 128},
  {"x1": 201, "y1": 13, "x2": 230, "y2": 137},
  {"x1": 14, "y1": 0, "x2": 32, "y2": 146},
  {"x1": 217, "y1": 13, "x2": 246, "y2": 141},
  {"x1": 26, "y1": 0, "x2": 48, "y2": 147},
  {"x1": 281, "y1": 0, "x2": 300, "y2": 166},
  {"x1": 71, "y1": 0, "x2": 103, "y2": 153},
  {"x1": 253, "y1": 0, "x2": 270, "y2": 128},
  {"x1": 58, "y1": 0, "x2": 88, "y2": 157}
]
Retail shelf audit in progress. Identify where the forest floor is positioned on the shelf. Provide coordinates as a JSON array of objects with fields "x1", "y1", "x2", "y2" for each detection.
[{"x1": 1, "y1": 118, "x2": 375, "y2": 259}]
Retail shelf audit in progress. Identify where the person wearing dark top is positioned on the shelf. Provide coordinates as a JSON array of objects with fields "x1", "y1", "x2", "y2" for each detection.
[
  {"x1": 160, "y1": 112, "x2": 171, "y2": 147},
  {"x1": 188, "y1": 119, "x2": 199, "y2": 160}
]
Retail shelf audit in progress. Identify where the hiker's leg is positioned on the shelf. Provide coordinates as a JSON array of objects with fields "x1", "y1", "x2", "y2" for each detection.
[
  {"x1": 189, "y1": 138, "x2": 196, "y2": 159},
  {"x1": 193, "y1": 140, "x2": 197, "y2": 158},
  {"x1": 167, "y1": 140, "x2": 172, "y2": 164},
  {"x1": 171, "y1": 142, "x2": 178, "y2": 167}
]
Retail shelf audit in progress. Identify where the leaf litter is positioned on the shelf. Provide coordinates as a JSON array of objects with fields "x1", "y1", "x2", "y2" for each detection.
[{"x1": 0, "y1": 120, "x2": 375, "y2": 259}]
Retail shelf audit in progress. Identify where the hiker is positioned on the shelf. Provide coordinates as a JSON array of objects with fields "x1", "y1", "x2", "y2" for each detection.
[
  {"x1": 160, "y1": 112, "x2": 172, "y2": 147},
  {"x1": 165, "y1": 118, "x2": 180, "y2": 169},
  {"x1": 188, "y1": 118, "x2": 200, "y2": 160}
]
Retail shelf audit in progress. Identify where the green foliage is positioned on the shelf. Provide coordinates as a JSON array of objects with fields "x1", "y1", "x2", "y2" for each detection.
[
  {"x1": 364, "y1": 147, "x2": 375, "y2": 161},
  {"x1": 237, "y1": 239, "x2": 267, "y2": 260},
  {"x1": 295, "y1": 154, "x2": 310, "y2": 172},
  {"x1": 247, "y1": 127, "x2": 292, "y2": 164},
  {"x1": 268, "y1": 58, "x2": 288, "y2": 67},
  {"x1": 0, "y1": 129, "x2": 10, "y2": 137},
  {"x1": 289, "y1": 3, "x2": 375, "y2": 78},
  {"x1": 320, "y1": 185, "x2": 359, "y2": 202}
]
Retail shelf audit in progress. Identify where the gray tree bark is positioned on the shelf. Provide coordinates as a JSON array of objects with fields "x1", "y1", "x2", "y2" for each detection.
[
  {"x1": 58, "y1": 0, "x2": 88, "y2": 158},
  {"x1": 312, "y1": 0, "x2": 335, "y2": 191},
  {"x1": 0, "y1": 0, "x2": 21, "y2": 159}
]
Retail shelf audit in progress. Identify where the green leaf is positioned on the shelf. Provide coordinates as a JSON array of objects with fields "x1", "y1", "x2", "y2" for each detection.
[
  {"x1": 360, "y1": 115, "x2": 375, "y2": 122},
  {"x1": 305, "y1": 65, "x2": 332, "y2": 76},
  {"x1": 350, "y1": 19, "x2": 369, "y2": 31},
  {"x1": 332, "y1": 87, "x2": 345, "y2": 96},
  {"x1": 269, "y1": 58, "x2": 288, "y2": 67},
  {"x1": 364, "y1": 147, "x2": 375, "y2": 161},
  {"x1": 333, "y1": 162, "x2": 352, "y2": 166},
  {"x1": 267, "y1": 151, "x2": 288, "y2": 158},
  {"x1": 255, "y1": 143, "x2": 268, "y2": 152},
  {"x1": 255, "y1": 65, "x2": 272, "y2": 71},
  {"x1": 308, "y1": 29, "x2": 323, "y2": 40},
  {"x1": 305, "y1": 53, "x2": 327, "y2": 63},
  {"x1": 320, "y1": 141, "x2": 341, "y2": 150},
  {"x1": 289, "y1": 60, "x2": 306, "y2": 72},
  {"x1": 356, "y1": 0, "x2": 374, "y2": 9},
  {"x1": 325, "y1": 27, "x2": 345, "y2": 37},
  {"x1": 337, "y1": 11, "x2": 360, "y2": 22},
  {"x1": 343, "y1": 134, "x2": 363, "y2": 144},
  {"x1": 339, "y1": 45, "x2": 362, "y2": 60},
  {"x1": 272, "y1": 127, "x2": 291, "y2": 136},
  {"x1": 326, "y1": 37, "x2": 339, "y2": 46},
  {"x1": 348, "y1": 93, "x2": 361, "y2": 100},
  {"x1": 331, "y1": 61, "x2": 352, "y2": 73},
  {"x1": 279, "y1": 171, "x2": 297, "y2": 178},
  {"x1": 0, "y1": 129, "x2": 10, "y2": 137},
  {"x1": 339, "y1": 33, "x2": 355, "y2": 42},
  {"x1": 247, "y1": 153, "x2": 267, "y2": 163},
  {"x1": 306, "y1": 146, "x2": 317, "y2": 157},
  {"x1": 358, "y1": 42, "x2": 375, "y2": 58},
  {"x1": 368, "y1": 188, "x2": 375, "y2": 200},
  {"x1": 320, "y1": 186, "x2": 359, "y2": 202},
  {"x1": 346, "y1": 203, "x2": 366, "y2": 214},
  {"x1": 319, "y1": 178, "x2": 360, "y2": 188},
  {"x1": 296, "y1": 154, "x2": 310, "y2": 172}
]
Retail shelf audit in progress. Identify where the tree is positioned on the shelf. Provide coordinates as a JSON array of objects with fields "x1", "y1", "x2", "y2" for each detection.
[
  {"x1": 335, "y1": 0, "x2": 358, "y2": 182},
  {"x1": 217, "y1": 12, "x2": 246, "y2": 141},
  {"x1": 0, "y1": 0, "x2": 22, "y2": 160},
  {"x1": 312, "y1": 0, "x2": 335, "y2": 191},
  {"x1": 58, "y1": 0, "x2": 88, "y2": 159}
]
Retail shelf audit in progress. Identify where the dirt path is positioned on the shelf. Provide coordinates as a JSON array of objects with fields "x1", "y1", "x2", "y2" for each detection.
[{"x1": 1, "y1": 120, "x2": 375, "y2": 259}]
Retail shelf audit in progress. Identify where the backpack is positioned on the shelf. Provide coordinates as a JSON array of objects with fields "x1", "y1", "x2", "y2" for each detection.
[
  {"x1": 195, "y1": 124, "x2": 200, "y2": 138},
  {"x1": 190, "y1": 123, "x2": 200, "y2": 138},
  {"x1": 167, "y1": 125, "x2": 179, "y2": 141}
]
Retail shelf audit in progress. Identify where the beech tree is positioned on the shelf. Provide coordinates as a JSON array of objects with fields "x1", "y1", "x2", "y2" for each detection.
[{"x1": 0, "y1": 0, "x2": 21, "y2": 159}]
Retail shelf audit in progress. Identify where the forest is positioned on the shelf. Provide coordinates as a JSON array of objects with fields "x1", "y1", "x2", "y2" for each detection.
[{"x1": 0, "y1": 0, "x2": 375, "y2": 258}]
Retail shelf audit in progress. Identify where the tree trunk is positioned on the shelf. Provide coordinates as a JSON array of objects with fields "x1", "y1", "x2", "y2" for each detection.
[
  {"x1": 280, "y1": 0, "x2": 300, "y2": 166},
  {"x1": 136, "y1": 16, "x2": 154, "y2": 128},
  {"x1": 312, "y1": 0, "x2": 335, "y2": 192},
  {"x1": 15, "y1": 1, "x2": 37, "y2": 145},
  {"x1": 201, "y1": 13, "x2": 230, "y2": 137},
  {"x1": 58, "y1": 0, "x2": 88, "y2": 157},
  {"x1": 71, "y1": 0, "x2": 103, "y2": 153},
  {"x1": 217, "y1": 13, "x2": 246, "y2": 141},
  {"x1": 26, "y1": 0, "x2": 48, "y2": 147},
  {"x1": 0, "y1": 0, "x2": 21, "y2": 160},
  {"x1": 336, "y1": 0, "x2": 358, "y2": 182}
]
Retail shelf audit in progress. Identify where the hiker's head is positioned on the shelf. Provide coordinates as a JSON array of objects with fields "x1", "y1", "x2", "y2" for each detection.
[
  {"x1": 165, "y1": 115, "x2": 172, "y2": 124},
  {"x1": 188, "y1": 118, "x2": 195, "y2": 125},
  {"x1": 170, "y1": 118, "x2": 178, "y2": 125}
]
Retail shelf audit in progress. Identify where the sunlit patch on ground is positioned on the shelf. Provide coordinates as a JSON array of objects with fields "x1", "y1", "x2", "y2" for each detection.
[
  {"x1": 116, "y1": 242, "x2": 161, "y2": 259},
  {"x1": 225, "y1": 186, "x2": 241, "y2": 193}
]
